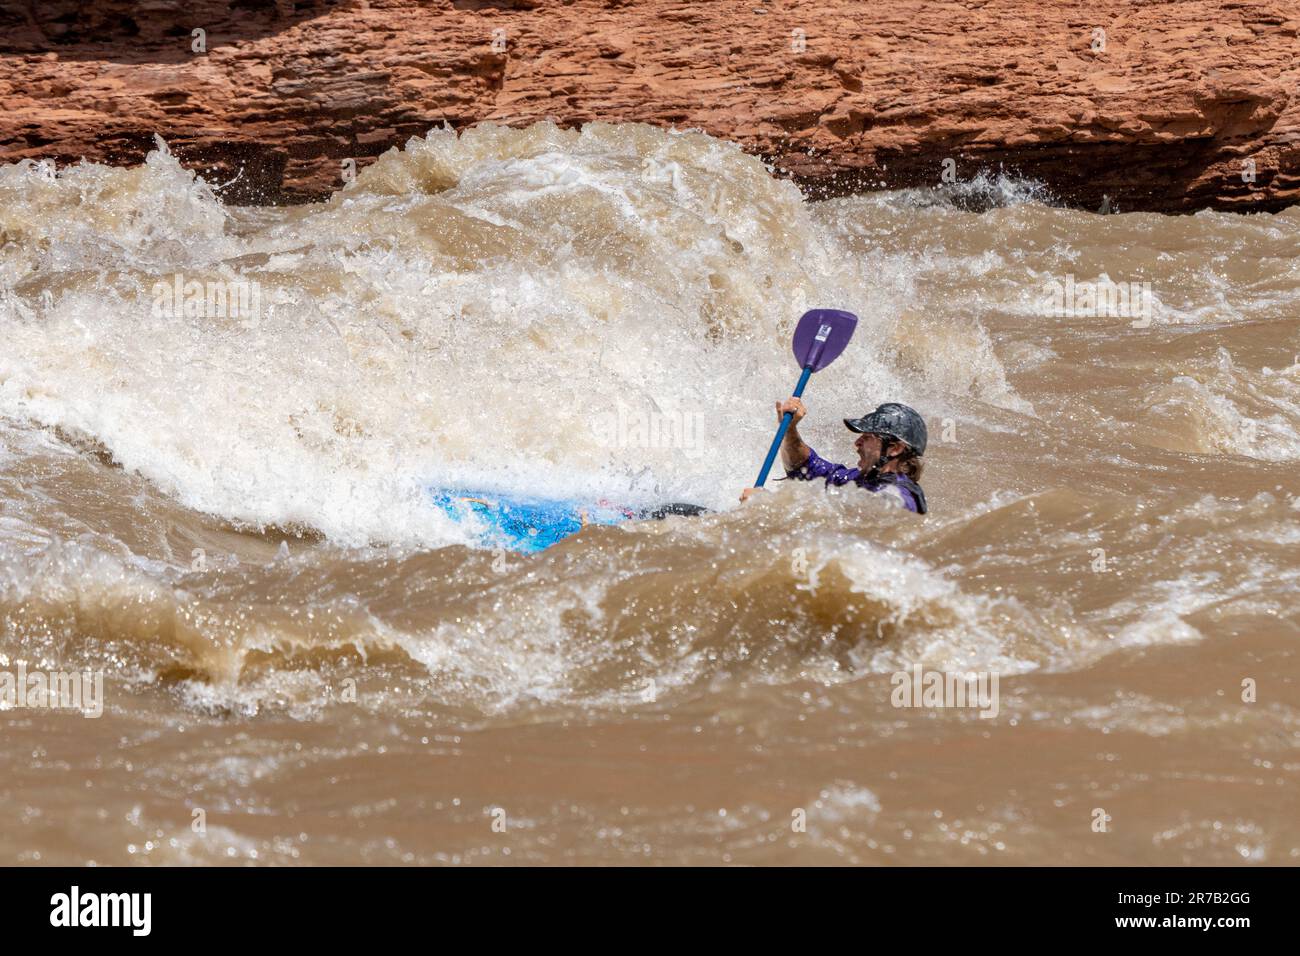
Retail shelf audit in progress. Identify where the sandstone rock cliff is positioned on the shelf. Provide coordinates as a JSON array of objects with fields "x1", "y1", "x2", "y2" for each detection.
[{"x1": 2, "y1": 0, "x2": 1297, "y2": 210}]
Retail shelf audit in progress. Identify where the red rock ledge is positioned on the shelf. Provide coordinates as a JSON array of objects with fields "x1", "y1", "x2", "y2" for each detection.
[{"x1": 2, "y1": 0, "x2": 1297, "y2": 210}]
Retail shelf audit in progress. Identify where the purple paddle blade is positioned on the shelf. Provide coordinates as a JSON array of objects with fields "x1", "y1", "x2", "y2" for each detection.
[{"x1": 792, "y1": 309, "x2": 858, "y2": 371}]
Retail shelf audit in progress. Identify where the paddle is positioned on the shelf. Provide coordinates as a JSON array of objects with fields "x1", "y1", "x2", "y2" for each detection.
[{"x1": 753, "y1": 308, "x2": 858, "y2": 487}]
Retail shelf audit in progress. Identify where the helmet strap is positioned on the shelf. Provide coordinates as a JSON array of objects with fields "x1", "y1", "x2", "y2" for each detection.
[{"x1": 866, "y1": 435, "x2": 900, "y2": 481}]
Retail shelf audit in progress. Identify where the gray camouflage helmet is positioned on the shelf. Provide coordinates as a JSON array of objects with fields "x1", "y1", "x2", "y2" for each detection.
[{"x1": 844, "y1": 403, "x2": 927, "y2": 456}]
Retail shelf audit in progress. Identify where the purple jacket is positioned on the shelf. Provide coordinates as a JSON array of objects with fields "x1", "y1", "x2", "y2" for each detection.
[{"x1": 784, "y1": 446, "x2": 927, "y2": 514}]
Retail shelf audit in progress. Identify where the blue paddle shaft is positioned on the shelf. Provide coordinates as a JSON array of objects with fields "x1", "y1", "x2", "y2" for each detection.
[{"x1": 755, "y1": 366, "x2": 813, "y2": 487}]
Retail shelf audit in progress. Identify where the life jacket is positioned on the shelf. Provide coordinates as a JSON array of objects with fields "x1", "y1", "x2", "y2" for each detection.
[{"x1": 863, "y1": 472, "x2": 927, "y2": 514}]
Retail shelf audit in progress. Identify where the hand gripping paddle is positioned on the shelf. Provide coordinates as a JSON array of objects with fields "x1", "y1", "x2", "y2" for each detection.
[{"x1": 753, "y1": 308, "x2": 858, "y2": 487}]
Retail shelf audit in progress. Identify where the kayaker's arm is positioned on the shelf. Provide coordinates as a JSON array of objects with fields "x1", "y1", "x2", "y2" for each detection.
[
  {"x1": 740, "y1": 397, "x2": 813, "y2": 502},
  {"x1": 776, "y1": 397, "x2": 811, "y2": 470}
]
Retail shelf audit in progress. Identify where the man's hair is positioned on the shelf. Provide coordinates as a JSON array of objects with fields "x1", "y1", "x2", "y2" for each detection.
[{"x1": 890, "y1": 443, "x2": 924, "y2": 482}]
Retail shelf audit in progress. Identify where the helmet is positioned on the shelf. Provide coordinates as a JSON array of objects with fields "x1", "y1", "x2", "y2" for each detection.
[{"x1": 844, "y1": 403, "x2": 927, "y2": 456}]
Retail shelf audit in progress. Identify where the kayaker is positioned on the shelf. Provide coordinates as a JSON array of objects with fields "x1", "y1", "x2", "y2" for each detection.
[{"x1": 740, "y1": 398, "x2": 928, "y2": 513}]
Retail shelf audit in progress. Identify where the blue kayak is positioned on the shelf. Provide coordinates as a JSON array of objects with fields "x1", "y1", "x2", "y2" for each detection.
[{"x1": 428, "y1": 488, "x2": 706, "y2": 553}]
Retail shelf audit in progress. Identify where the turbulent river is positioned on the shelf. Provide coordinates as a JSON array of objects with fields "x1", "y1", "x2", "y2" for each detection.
[{"x1": 1, "y1": 122, "x2": 1296, "y2": 864}]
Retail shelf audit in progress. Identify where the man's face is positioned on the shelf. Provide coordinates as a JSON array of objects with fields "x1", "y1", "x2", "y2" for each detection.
[
  {"x1": 854, "y1": 432, "x2": 883, "y2": 469},
  {"x1": 854, "y1": 432, "x2": 903, "y2": 470}
]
